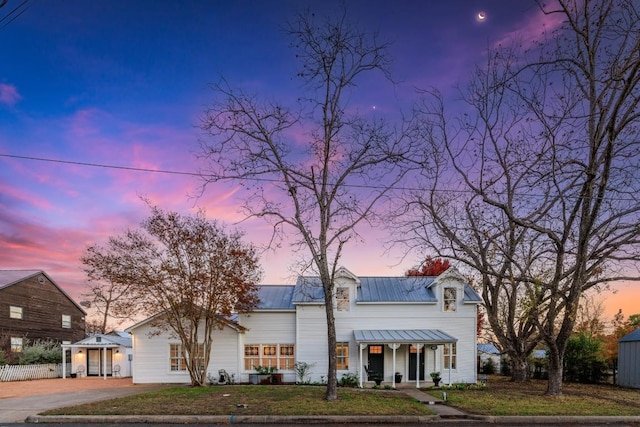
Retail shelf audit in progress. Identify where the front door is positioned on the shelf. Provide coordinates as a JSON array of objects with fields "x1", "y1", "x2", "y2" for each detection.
[
  {"x1": 408, "y1": 345, "x2": 425, "y2": 380},
  {"x1": 87, "y1": 349, "x2": 113, "y2": 376},
  {"x1": 367, "y1": 345, "x2": 384, "y2": 379}
]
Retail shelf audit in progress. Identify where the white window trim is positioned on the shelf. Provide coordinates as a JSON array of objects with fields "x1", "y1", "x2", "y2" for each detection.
[
  {"x1": 9, "y1": 306, "x2": 23, "y2": 319},
  {"x1": 443, "y1": 287, "x2": 457, "y2": 312},
  {"x1": 61, "y1": 314, "x2": 71, "y2": 328},
  {"x1": 243, "y1": 343, "x2": 296, "y2": 371},
  {"x1": 336, "y1": 287, "x2": 350, "y2": 311}
]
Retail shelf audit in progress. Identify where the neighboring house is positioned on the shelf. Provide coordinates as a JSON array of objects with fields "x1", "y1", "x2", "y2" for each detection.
[
  {"x1": 618, "y1": 328, "x2": 640, "y2": 389},
  {"x1": 477, "y1": 343, "x2": 502, "y2": 374},
  {"x1": 0, "y1": 270, "x2": 86, "y2": 354},
  {"x1": 127, "y1": 266, "x2": 481, "y2": 387},
  {"x1": 61, "y1": 332, "x2": 132, "y2": 379}
]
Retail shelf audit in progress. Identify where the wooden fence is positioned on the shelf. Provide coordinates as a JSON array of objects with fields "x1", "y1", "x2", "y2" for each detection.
[{"x1": 0, "y1": 363, "x2": 70, "y2": 381}]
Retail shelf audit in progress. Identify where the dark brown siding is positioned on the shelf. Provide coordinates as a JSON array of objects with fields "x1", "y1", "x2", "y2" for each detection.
[{"x1": 0, "y1": 273, "x2": 86, "y2": 349}]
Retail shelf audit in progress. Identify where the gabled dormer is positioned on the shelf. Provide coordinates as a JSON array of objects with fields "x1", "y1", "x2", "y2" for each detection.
[
  {"x1": 334, "y1": 267, "x2": 359, "y2": 312},
  {"x1": 431, "y1": 267, "x2": 481, "y2": 312}
]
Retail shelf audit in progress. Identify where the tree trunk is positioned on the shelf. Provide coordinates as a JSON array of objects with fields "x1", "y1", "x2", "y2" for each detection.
[
  {"x1": 546, "y1": 347, "x2": 563, "y2": 395},
  {"x1": 510, "y1": 354, "x2": 529, "y2": 382},
  {"x1": 324, "y1": 292, "x2": 338, "y2": 401}
]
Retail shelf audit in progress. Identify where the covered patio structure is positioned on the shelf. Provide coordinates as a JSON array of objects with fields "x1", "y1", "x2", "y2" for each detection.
[
  {"x1": 61, "y1": 333, "x2": 132, "y2": 379},
  {"x1": 354, "y1": 329, "x2": 457, "y2": 388}
]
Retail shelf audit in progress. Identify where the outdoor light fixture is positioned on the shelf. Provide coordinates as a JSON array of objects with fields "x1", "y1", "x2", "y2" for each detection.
[
  {"x1": 116, "y1": 349, "x2": 120, "y2": 353},
  {"x1": 78, "y1": 350, "x2": 82, "y2": 354},
  {"x1": 430, "y1": 345, "x2": 438, "y2": 350}
]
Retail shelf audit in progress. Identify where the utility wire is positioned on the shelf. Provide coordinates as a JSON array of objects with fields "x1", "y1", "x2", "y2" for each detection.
[{"x1": 0, "y1": 0, "x2": 31, "y2": 30}]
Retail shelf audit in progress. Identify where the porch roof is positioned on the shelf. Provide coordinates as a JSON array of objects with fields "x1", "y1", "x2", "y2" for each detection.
[{"x1": 353, "y1": 329, "x2": 457, "y2": 344}]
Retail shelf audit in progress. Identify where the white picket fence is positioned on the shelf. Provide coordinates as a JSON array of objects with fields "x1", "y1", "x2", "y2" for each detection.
[{"x1": 0, "y1": 363, "x2": 70, "y2": 382}]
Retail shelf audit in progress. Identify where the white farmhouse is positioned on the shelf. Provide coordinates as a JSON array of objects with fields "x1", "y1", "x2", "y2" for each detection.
[{"x1": 126, "y1": 266, "x2": 481, "y2": 387}]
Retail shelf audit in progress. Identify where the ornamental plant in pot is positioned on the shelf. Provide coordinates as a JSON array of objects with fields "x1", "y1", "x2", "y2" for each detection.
[{"x1": 430, "y1": 371, "x2": 441, "y2": 387}]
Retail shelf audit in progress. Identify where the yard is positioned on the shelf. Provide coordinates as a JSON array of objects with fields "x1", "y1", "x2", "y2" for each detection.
[
  {"x1": 425, "y1": 375, "x2": 640, "y2": 416},
  {"x1": 42, "y1": 376, "x2": 640, "y2": 417}
]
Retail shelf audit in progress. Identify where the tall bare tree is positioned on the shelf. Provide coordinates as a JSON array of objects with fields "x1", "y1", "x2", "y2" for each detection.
[
  {"x1": 401, "y1": 0, "x2": 640, "y2": 395},
  {"x1": 198, "y1": 9, "x2": 418, "y2": 400},
  {"x1": 83, "y1": 206, "x2": 261, "y2": 386}
]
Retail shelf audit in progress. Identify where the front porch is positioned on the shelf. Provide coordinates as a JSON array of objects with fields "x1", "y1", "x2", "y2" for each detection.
[{"x1": 354, "y1": 329, "x2": 457, "y2": 389}]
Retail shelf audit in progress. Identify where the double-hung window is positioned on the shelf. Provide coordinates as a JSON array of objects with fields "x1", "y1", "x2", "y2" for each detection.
[
  {"x1": 336, "y1": 342, "x2": 349, "y2": 370},
  {"x1": 62, "y1": 314, "x2": 71, "y2": 328},
  {"x1": 444, "y1": 343, "x2": 457, "y2": 370},
  {"x1": 169, "y1": 343, "x2": 205, "y2": 372},
  {"x1": 336, "y1": 287, "x2": 350, "y2": 311},
  {"x1": 9, "y1": 306, "x2": 22, "y2": 319},
  {"x1": 443, "y1": 287, "x2": 457, "y2": 312},
  {"x1": 244, "y1": 344, "x2": 295, "y2": 370}
]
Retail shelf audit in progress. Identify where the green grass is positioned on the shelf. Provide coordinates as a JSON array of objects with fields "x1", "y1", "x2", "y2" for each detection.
[
  {"x1": 425, "y1": 376, "x2": 640, "y2": 416},
  {"x1": 42, "y1": 385, "x2": 434, "y2": 416}
]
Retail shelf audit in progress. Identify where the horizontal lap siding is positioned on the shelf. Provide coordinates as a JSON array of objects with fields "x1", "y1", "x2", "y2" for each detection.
[
  {"x1": 295, "y1": 305, "x2": 328, "y2": 382},
  {"x1": 130, "y1": 321, "x2": 239, "y2": 384},
  {"x1": 238, "y1": 311, "x2": 297, "y2": 383}
]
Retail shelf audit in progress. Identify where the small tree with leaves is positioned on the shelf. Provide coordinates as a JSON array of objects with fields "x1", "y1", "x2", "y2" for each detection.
[{"x1": 83, "y1": 206, "x2": 261, "y2": 386}]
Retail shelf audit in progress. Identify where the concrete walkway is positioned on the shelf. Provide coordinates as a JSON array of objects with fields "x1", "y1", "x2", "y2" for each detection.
[{"x1": 402, "y1": 387, "x2": 471, "y2": 419}]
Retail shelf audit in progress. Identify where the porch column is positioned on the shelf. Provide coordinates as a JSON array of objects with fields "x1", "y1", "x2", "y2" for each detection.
[
  {"x1": 388, "y1": 343, "x2": 400, "y2": 389},
  {"x1": 358, "y1": 343, "x2": 368, "y2": 388},
  {"x1": 448, "y1": 343, "x2": 452, "y2": 386},
  {"x1": 62, "y1": 347, "x2": 67, "y2": 379},
  {"x1": 413, "y1": 343, "x2": 423, "y2": 388},
  {"x1": 103, "y1": 348, "x2": 107, "y2": 380}
]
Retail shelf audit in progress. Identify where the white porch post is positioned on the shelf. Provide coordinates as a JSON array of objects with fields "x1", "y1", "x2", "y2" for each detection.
[
  {"x1": 62, "y1": 347, "x2": 67, "y2": 379},
  {"x1": 388, "y1": 343, "x2": 400, "y2": 389},
  {"x1": 414, "y1": 343, "x2": 423, "y2": 388},
  {"x1": 358, "y1": 343, "x2": 368, "y2": 388},
  {"x1": 103, "y1": 348, "x2": 107, "y2": 380},
  {"x1": 448, "y1": 343, "x2": 452, "y2": 386}
]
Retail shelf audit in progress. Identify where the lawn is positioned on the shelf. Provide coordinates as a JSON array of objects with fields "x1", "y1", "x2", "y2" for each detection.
[
  {"x1": 43, "y1": 385, "x2": 433, "y2": 416},
  {"x1": 425, "y1": 375, "x2": 640, "y2": 416}
]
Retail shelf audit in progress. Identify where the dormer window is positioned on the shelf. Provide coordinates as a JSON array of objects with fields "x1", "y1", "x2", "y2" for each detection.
[
  {"x1": 443, "y1": 287, "x2": 457, "y2": 312},
  {"x1": 336, "y1": 287, "x2": 350, "y2": 311}
]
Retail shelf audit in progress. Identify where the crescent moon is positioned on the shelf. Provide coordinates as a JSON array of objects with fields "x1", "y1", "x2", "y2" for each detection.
[{"x1": 477, "y1": 11, "x2": 486, "y2": 21}]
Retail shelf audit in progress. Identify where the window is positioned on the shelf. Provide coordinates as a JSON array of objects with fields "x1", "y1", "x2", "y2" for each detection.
[
  {"x1": 62, "y1": 314, "x2": 71, "y2": 328},
  {"x1": 279, "y1": 344, "x2": 295, "y2": 370},
  {"x1": 10, "y1": 337, "x2": 23, "y2": 352},
  {"x1": 244, "y1": 344, "x2": 295, "y2": 370},
  {"x1": 336, "y1": 287, "x2": 350, "y2": 311},
  {"x1": 336, "y1": 342, "x2": 349, "y2": 370},
  {"x1": 244, "y1": 345, "x2": 260, "y2": 370},
  {"x1": 443, "y1": 287, "x2": 457, "y2": 312},
  {"x1": 9, "y1": 306, "x2": 23, "y2": 319},
  {"x1": 169, "y1": 343, "x2": 205, "y2": 372},
  {"x1": 262, "y1": 344, "x2": 277, "y2": 368},
  {"x1": 444, "y1": 343, "x2": 457, "y2": 370}
]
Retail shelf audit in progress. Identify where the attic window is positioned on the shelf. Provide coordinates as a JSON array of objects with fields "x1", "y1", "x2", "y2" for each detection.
[
  {"x1": 336, "y1": 287, "x2": 350, "y2": 311},
  {"x1": 62, "y1": 314, "x2": 71, "y2": 329},
  {"x1": 443, "y1": 287, "x2": 457, "y2": 312}
]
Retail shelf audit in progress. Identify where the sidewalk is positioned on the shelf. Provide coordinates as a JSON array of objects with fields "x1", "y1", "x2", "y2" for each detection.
[{"x1": 402, "y1": 387, "x2": 471, "y2": 419}]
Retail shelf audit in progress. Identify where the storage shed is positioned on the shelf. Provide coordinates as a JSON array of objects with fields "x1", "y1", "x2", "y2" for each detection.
[{"x1": 618, "y1": 328, "x2": 640, "y2": 389}]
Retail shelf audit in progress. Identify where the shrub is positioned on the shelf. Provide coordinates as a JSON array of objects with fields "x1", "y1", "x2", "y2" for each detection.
[
  {"x1": 564, "y1": 333, "x2": 607, "y2": 383},
  {"x1": 338, "y1": 372, "x2": 359, "y2": 388},
  {"x1": 482, "y1": 358, "x2": 496, "y2": 375},
  {"x1": 18, "y1": 340, "x2": 62, "y2": 365}
]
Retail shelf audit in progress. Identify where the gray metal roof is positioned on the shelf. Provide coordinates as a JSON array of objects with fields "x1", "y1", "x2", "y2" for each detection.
[
  {"x1": 619, "y1": 328, "x2": 640, "y2": 343},
  {"x1": 291, "y1": 275, "x2": 481, "y2": 304},
  {"x1": 354, "y1": 329, "x2": 457, "y2": 343},
  {"x1": 256, "y1": 285, "x2": 295, "y2": 310},
  {"x1": 463, "y1": 284, "x2": 483, "y2": 303},
  {"x1": 74, "y1": 333, "x2": 132, "y2": 347},
  {"x1": 477, "y1": 343, "x2": 501, "y2": 354},
  {"x1": 0, "y1": 270, "x2": 42, "y2": 290}
]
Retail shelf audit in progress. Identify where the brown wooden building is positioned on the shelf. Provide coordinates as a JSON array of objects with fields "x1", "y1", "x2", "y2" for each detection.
[{"x1": 0, "y1": 270, "x2": 86, "y2": 354}]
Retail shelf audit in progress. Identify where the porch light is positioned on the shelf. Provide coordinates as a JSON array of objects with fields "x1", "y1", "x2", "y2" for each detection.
[{"x1": 78, "y1": 350, "x2": 82, "y2": 354}]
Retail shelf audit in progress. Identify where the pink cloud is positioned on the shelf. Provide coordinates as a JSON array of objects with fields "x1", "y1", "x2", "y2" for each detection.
[
  {"x1": 492, "y1": 6, "x2": 565, "y2": 51},
  {"x1": 0, "y1": 83, "x2": 21, "y2": 106}
]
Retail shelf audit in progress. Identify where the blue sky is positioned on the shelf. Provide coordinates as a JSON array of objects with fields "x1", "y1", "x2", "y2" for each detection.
[{"x1": 1, "y1": 0, "x2": 634, "y2": 320}]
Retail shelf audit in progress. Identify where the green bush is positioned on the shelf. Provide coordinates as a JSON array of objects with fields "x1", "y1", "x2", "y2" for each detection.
[
  {"x1": 564, "y1": 333, "x2": 607, "y2": 383},
  {"x1": 338, "y1": 372, "x2": 359, "y2": 387},
  {"x1": 0, "y1": 349, "x2": 7, "y2": 365},
  {"x1": 18, "y1": 340, "x2": 62, "y2": 365},
  {"x1": 482, "y1": 358, "x2": 496, "y2": 374}
]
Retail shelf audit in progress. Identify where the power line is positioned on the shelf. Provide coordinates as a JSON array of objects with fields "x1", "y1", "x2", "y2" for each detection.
[
  {"x1": 0, "y1": 153, "x2": 201, "y2": 177},
  {"x1": 0, "y1": 0, "x2": 31, "y2": 30}
]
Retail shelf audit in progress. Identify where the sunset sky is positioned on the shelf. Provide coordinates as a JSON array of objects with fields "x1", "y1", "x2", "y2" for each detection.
[{"x1": 0, "y1": 0, "x2": 637, "y2": 324}]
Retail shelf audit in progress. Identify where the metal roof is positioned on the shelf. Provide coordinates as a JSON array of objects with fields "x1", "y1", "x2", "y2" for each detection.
[
  {"x1": 291, "y1": 275, "x2": 481, "y2": 304},
  {"x1": 619, "y1": 328, "x2": 640, "y2": 343},
  {"x1": 256, "y1": 285, "x2": 295, "y2": 310},
  {"x1": 477, "y1": 343, "x2": 501, "y2": 354},
  {"x1": 354, "y1": 329, "x2": 457, "y2": 343},
  {"x1": 73, "y1": 333, "x2": 132, "y2": 347}
]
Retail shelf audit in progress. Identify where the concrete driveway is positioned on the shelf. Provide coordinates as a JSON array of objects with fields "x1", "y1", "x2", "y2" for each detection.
[{"x1": 0, "y1": 377, "x2": 166, "y2": 423}]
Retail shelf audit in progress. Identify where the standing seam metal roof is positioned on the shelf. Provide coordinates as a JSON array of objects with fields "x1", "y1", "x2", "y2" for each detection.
[{"x1": 353, "y1": 329, "x2": 457, "y2": 343}]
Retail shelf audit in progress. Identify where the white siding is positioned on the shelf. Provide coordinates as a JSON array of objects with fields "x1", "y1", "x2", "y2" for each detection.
[
  {"x1": 237, "y1": 311, "x2": 296, "y2": 383},
  {"x1": 129, "y1": 321, "x2": 240, "y2": 384}
]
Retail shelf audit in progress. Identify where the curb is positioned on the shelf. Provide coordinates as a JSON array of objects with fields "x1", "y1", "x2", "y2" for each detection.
[{"x1": 26, "y1": 414, "x2": 640, "y2": 424}]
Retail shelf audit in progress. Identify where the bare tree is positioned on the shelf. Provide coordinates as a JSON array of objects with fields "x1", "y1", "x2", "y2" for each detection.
[
  {"x1": 402, "y1": 0, "x2": 640, "y2": 395},
  {"x1": 83, "y1": 206, "x2": 261, "y2": 386},
  {"x1": 198, "y1": 9, "x2": 418, "y2": 400}
]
